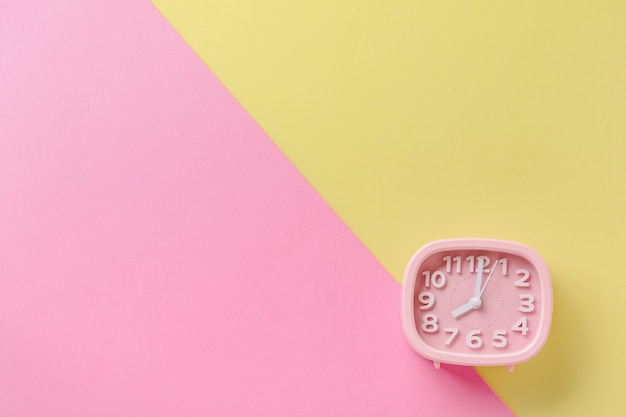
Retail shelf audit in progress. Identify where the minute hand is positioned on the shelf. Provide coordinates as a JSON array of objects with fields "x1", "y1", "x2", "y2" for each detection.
[{"x1": 474, "y1": 258, "x2": 485, "y2": 297}]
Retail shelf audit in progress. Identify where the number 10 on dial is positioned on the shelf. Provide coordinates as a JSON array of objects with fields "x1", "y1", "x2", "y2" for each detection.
[{"x1": 401, "y1": 238, "x2": 553, "y2": 371}]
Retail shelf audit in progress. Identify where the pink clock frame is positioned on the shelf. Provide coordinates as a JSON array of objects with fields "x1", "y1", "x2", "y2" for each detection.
[{"x1": 401, "y1": 238, "x2": 553, "y2": 368}]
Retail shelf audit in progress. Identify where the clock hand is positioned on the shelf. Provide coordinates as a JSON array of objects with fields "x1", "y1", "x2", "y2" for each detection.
[
  {"x1": 478, "y1": 259, "x2": 499, "y2": 298},
  {"x1": 452, "y1": 258, "x2": 488, "y2": 319},
  {"x1": 451, "y1": 301, "x2": 474, "y2": 318},
  {"x1": 451, "y1": 297, "x2": 483, "y2": 318},
  {"x1": 474, "y1": 257, "x2": 485, "y2": 298}
]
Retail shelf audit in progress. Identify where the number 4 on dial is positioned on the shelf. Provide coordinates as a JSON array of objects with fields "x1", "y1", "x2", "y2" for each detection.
[{"x1": 512, "y1": 317, "x2": 529, "y2": 336}]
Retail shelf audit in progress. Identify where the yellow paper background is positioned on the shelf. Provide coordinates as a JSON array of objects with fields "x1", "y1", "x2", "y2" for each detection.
[{"x1": 151, "y1": 1, "x2": 626, "y2": 415}]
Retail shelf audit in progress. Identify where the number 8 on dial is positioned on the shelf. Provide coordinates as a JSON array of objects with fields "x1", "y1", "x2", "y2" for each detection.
[{"x1": 401, "y1": 238, "x2": 553, "y2": 371}]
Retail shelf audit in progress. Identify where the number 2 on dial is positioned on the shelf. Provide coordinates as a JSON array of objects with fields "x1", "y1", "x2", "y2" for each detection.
[{"x1": 514, "y1": 269, "x2": 530, "y2": 287}]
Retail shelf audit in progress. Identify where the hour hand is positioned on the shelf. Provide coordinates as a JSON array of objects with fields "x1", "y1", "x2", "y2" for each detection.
[
  {"x1": 451, "y1": 297, "x2": 483, "y2": 318},
  {"x1": 451, "y1": 302, "x2": 474, "y2": 318}
]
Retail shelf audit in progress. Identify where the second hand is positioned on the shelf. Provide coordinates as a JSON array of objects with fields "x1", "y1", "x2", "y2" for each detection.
[{"x1": 479, "y1": 259, "x2": 500, "y2": 297}]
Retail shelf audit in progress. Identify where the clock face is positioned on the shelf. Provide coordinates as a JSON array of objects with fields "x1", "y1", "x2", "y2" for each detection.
[{"x1": 402, "y1": 239, "x2": 552, "y2": 368}]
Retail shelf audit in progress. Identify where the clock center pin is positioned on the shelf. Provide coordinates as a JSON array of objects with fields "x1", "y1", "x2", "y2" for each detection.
[{"x1": 470, "y1": 297, "x2": 482, "y2": 308}]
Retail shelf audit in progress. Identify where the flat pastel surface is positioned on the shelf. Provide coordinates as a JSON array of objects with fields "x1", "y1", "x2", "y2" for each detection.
[
  {"x1": 0, "y1": 1, "x2": 512, "y2": 415},
  {"x1": 151, "y1": 1, "x2": 626, "y2": 416}
]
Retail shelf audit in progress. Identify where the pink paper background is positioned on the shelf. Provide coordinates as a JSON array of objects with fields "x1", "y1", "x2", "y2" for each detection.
[{"x1": 0, "y1": 1, "x2": 513, "y2": 415}]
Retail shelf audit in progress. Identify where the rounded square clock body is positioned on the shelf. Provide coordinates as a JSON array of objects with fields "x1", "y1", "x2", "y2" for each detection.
[{"x1": 402, "y1": 238, "x2": 553, "y2": 370}]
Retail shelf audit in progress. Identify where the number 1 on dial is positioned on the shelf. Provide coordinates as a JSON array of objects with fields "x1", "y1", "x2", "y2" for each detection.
[{"x1": 498, "y1": 258, "x2": 508, "y2": 275}]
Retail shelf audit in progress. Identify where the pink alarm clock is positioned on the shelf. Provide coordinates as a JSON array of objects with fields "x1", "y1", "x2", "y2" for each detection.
[{"x1": 401, "y1": 238, "x2": 553, "y2": 371}]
